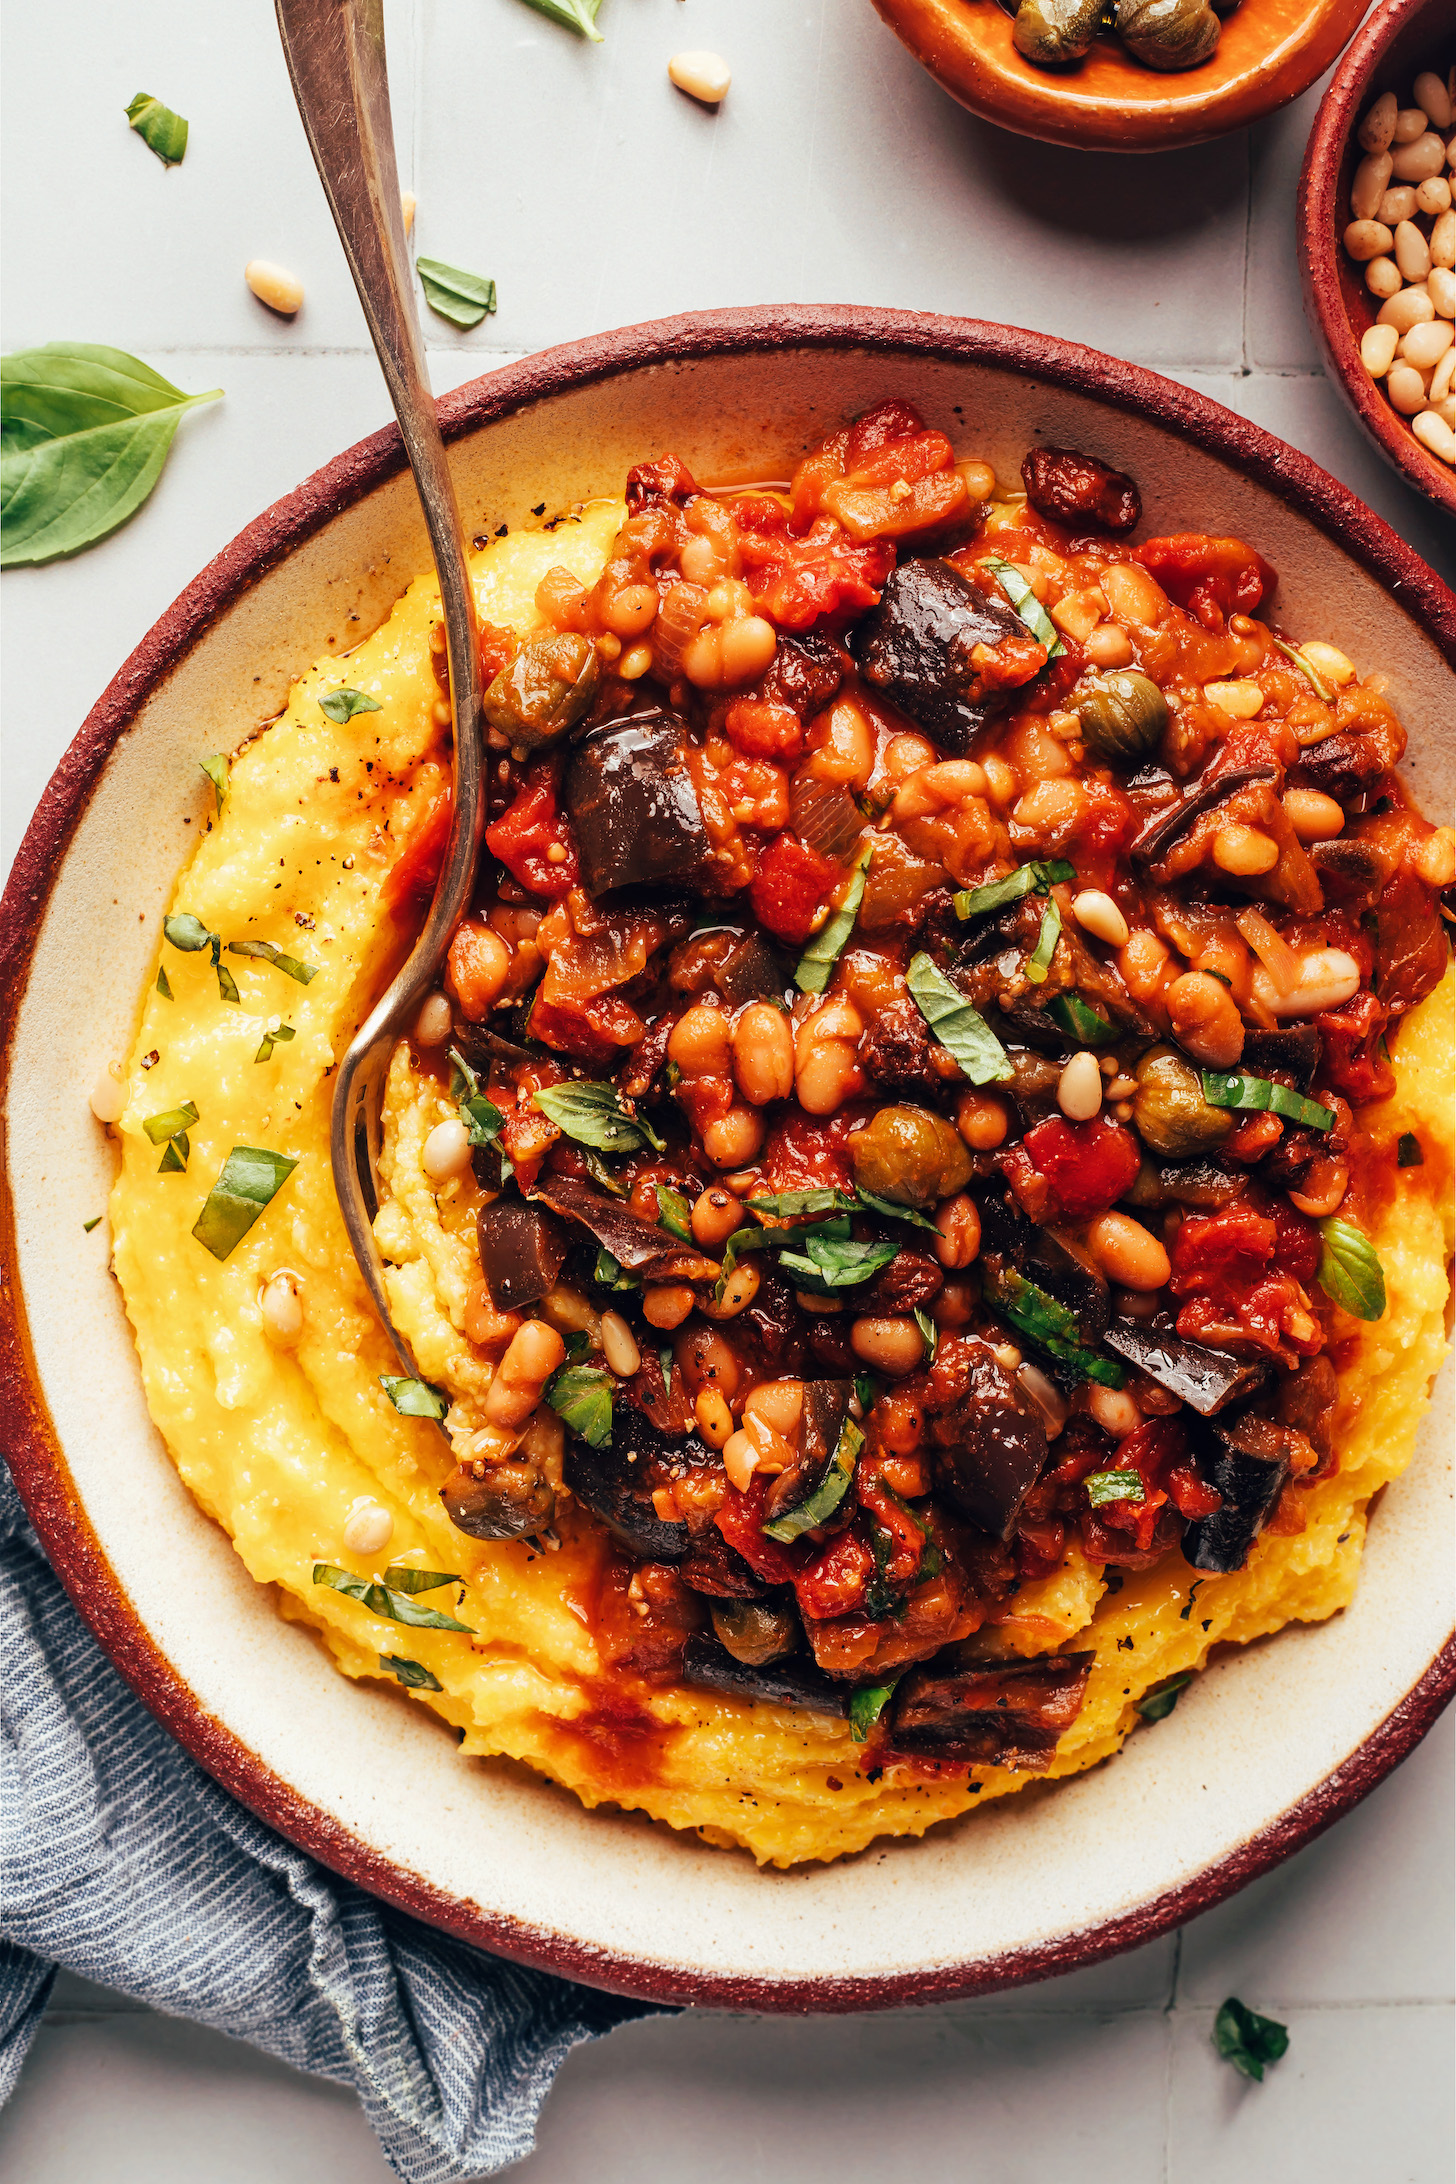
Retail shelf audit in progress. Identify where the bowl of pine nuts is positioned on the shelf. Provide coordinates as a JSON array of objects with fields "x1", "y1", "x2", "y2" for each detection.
[{"x1": 1300, "y1": 0, "x2": 1456, "y2": 518}]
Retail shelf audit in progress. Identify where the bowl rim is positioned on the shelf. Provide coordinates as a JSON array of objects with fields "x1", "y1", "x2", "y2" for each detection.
[
  {"x1": 2, "y1": 303, "x2": 1454, "y2": 2011},
  {"x1": 1297, "y1": 0, "x2": 1456, "y2": 519},
  {"x1": 868, "y1": 0, "x2": 1369, "y2": 154}
]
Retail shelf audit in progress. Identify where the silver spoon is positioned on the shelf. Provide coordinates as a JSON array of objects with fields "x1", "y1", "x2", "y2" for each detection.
[{"x1": 275, "y1": 0, "x2": 484, "y2": 1390}]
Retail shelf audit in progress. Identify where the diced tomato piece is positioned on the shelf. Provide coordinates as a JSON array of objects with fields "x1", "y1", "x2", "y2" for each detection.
[
  {"x1": 734, "y1": 500, "x2": 896, "y2": 632},
  {"x1": 1316, "y1": 991, "x2": 1395, "y2": 1104},
  {"x1": 763, "y1": 1107, "x2": 863, "y2": 1193},
  {"x1": 1271, "y1": 1200, "x2": 1320, "y2": 1285},
  {"x1": 1134, "y1": 534, "x2": 1276, "y2": 634},
  {"x1": 1169, "y1": 1206, "x2": 1276, "y2": 1294},
  {"x1": 715, "y1": 1477, "x2": 805, "y2": 1586},
  {"x1": 529, "y1": 993, "x2": 640, "y2": 1066},
  {"x1": 857, "y1": 1469, "x2": 925, "y2": 1588},
  {"x1": 1165, "y1": 1457, "x2": 1223, "y2": 1521},
  {"x1": 1177, "y1": 1273, "x2": 1322, "y2": 1360},
  {"x1": 625, "y1": 453, "x2": 698, "y2": 513},
  {"x1": 485, "y1": 765, "x2": 579, "y2": 898},
  {"x1": 723, "y1": 699, "x2": 804, "y2": 763},
  {"x1": 478, "y1": 621, "x2": 517, "y2": 683},
  {"x1": 793, "y1": 1524, "x2": 875, "y2": 1622},
  {"x1": 1020, "y1": 1116, "x2": 1141, "y2": 1219},
  {"x1": 749, "y1": 831, "x2": 838, "y2": 945},
  {"x1": 844, "y1": 398, "x2": 928, "y2": 469},
  {"x1": 382, "y1": 782, "x2": 451, "y2": 911}
]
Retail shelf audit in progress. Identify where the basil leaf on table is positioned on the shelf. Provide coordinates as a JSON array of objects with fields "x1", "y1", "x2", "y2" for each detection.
[
  {"x1": 379, "y1": 1375, "x2": 449, "y2": 1420},
  {"x1": 417, "y1": 258, "x2": 498, "y2": 329},
  {"x1": 1, "y1": 343, "x2": 221, "y2": 566},
  {"x1": 1212, "y1": 1997, "x2": 1289, "y2": 2083},
  {"x1": 511, "y1": 0, "x2": 604, "y2": 41},
  {"x1": 1316, "y1": 1217, "x2": 1386, "y2": 1321},
  {"x1": 533, "y1": 1080, "x2": 664, "y2": 1155},
  {"x1": 906, "y1": 953, "x2": 1013, "y2": 1085},
  {"x1": 125, "y1": 92, "x2": 188, "y2": 165},
  {"x1": 318, "y1": 686, "x2": 381, "y2": 723}
]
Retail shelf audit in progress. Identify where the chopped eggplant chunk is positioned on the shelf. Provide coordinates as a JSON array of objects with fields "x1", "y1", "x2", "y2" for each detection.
[
  {"x1": 851, "y1": 557, "x2": 1032, "y2": 754},
  {"x1": 1272, "y1": 1353, "x2": 1337, "y2": 1471},
  {"x1": 1182, "y1": 1412, "x2": 1296, "y2": 1572},
  {"x1": 1130, "y1": 764, "x2": 1279, "y2": 868},
  {"x1": 530, "y1": 1174, "x2": 720, "y2": 1283},
  {"x1": 680, "y1": 1632, "x2": 851, "y2": 1717},
  {"x1": 476, "y1": 1199, "x2": 571, "y2": 1311},
  {"x1": 563, "y1": 1405, "x2": 696, "y2": 1561},
  {"x1": 889, "y1": 1650, "x2": 1095, "y2": 1770},
  {"x1": 442, "y1": 1459, "x2": 555, "y2": 1542},
  {"x1": 1103, "y1": 1320, "x2": 1271, "y2": 1416},
  {"x1": 929, "y1": 1344, "x2": 1049, "y2": 1539},
  {"x1": 565, "y1": 710, "x2": 712, "y2": 897}
]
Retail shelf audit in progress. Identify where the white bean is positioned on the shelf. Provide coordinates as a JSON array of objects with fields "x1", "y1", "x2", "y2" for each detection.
[
  {"x1": 342, "y1": 1501, "x2": 394, "y2": 1555},
  {"x1": 1394, "y1": 219, "x2": 1432, "y2": 281},
  {"x1": 668, "y1": 50, "x2": 731, "y2": 102},
  {"x1": 414, "y1": 993, "x2": 452, "y2": 1046},
  {"x1": 245, "y1": 259, "x2": 304, "y2": 314},
  {"x1": 1057, "y1": 1050, "x2": 1103, "y2": 1121},
  {"x1": 1351, "y1": 150, "x2": 1394, "y2": 218},
  {"x1": 89, "y1": 1066, "x2": 127, "y2": 1123},
  {"x1": 1361, "y1": 322, "x2": 1400, "y2": 376},
  {"x1": 422, "y1": 1117, "x2": 472, "y2": 1182},
  {"x1": 1072, "y1": 889, "x2": 1130, "y2": 947},
  {"x1": 1253, "y1": 948, "x2": 1361, "y2": 1019}
]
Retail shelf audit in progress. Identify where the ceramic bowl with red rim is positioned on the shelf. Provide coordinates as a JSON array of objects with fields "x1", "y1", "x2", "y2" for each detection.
[
  {"x1": 869, "y1": 0, "x2": 1365, "y2": 153},
  {"x1": 2, "y1": 307, "x2": 1453, "y2": 2010},
  {"x1": 1300, "y1": 0, "x2": 1456, "y2": 519}
]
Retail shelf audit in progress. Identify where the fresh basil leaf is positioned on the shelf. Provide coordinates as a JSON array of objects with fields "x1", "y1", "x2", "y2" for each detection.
[
  {"x1": 191, "y1": 1145, "x2": 297, "y2": 1260},
  {"x1": 143, "y1": 1101, "x2": 199, "y2": 1145},
  {"x1": 763, "y1": 1419, "x2": 864, "y2": 1543},
  {"x1": 1, "y1": 344, "x2": 221, "y2": 566},
  {"x1": 163, "y1": 912, "x2": 216, "y2": 953},
  {"x1": 446, "y1": 1049, "x2": 505, "y2": 1149},
  {"x1": 1025, "y1": 898, "x2": 1061, "y2": 986},
  {"x1": 1086, "y1": 1467, "x2": 1144, "y2": 1507},
  {"x1": 655, "y1": 1184, "x2": 693, "y2": 1243},
  {"x1": 1270, "y1": 636, "x2": 1335, "y2": 704},
  {"x1": 318, "y1": 686, "x2": 382, "y2": 725},
  {"x1": 659, "y1": 1344, "x2": 675, "y2": 1388},
  {"x1": 83, "y1": 1216, "x2": 102, "y2": 1233},
  {"x1": 1047, "y1": 992, "x2": 1117, "y2": 1047},
  {"x1": 746, "y1": 1188, "x2": 858, "y2": 1220},
  {"x1": 794, "y1": 841, "x2": 873, "y2": 995},
  {"x1": 853, "y1": 1187, "x2": 938, "y2": 1232},
  {"x1": 1316, "y1": 1217, "x2": 1386, "y2": 1321},
  {"x1": 980, "y1": 555, "x2": 1065, "y2": 657},
  {"x1": 417, "y1": 257, "x2": 498, "y2": 329},
  {"x1": 215, "y1": 961, "x2": 241, "y2": 1005},
  {"x1": 581, "y1": 1147, "x2": 628, "y2": 1196},
  {"x1": 533, "y1": 1080, "x2": 664, "y2": 1155},
  {"x1": 593, "y1": 1246, "x2": 637, "y2": 1292},
  {"x1": 1137, "y1": 1671, "x2": 1192, "y2": 1723},
  {"x1": 1397, "y1": 1131, "x2": 1423, "y2": 1167},
  {"x1": 511, "y1": 0, "x2": 604, "y2": 41},
  {"x1": 984, "y1": 1264, "x2": 1125, "y2": 1388},
  {"x1": 854, "y1": 1373, "x2": 880, "y2": 1416},
  {"x1": 1212, "y1": 1997, "x2": 1289, "y2": 2083},
  {"x1": 379, "y1": 1375, "x2": 448, "y2": 1421},
  {"x1": 953, "y1": 859, "x2": 1075, "y2": 922},
  {"x1": 913, "y1": 1304, "x2": 938, "y2": 1358},
  {"x1": 199, "y1": 753, "x2": 229, "y2": 814},
  {"x1": 563, "y1": 1328, "x2": 592, "y2": 1361},
  {"x1": 380, "y1": 1654, "x2": 443, "y2": 1691},
  {"x1": 1201, "y1": 1071, "x2": 1334, "y2": 1131},
  {"x1": 546, "y1": 1363, "x2": 614, "y2": 1448},
  {"x1": 228, "y1": 939, "x2": 318, "y2": 985},
  {"x1": 849, "y1": 1680, "x2": 899, "y2": 1743},
  {"x1": 155, "y1": 965, "x2": 174, "y2": 1000},
  {"x1": 312, "y1": 1563, "x2": 473, "y2": 1632},
  {"x1": 125, "y1": 92, "x2": 188, "y2": 165},
  {"x1": 907, "y1": 952, "x2": 1013, "y2": 1085},
  {"x1": 777, "y1": 1233, "x2": 899, "y2": 1296},
  {"x1": 157, "y1": 1135, "x2": 189, "y2": 1173},
  {"x1": 254, "y1": 1022, "x2": 296, "y2": 1063},
  {"x1": 381, "y1": 1564, "x2": 462, "y2": 1594}
]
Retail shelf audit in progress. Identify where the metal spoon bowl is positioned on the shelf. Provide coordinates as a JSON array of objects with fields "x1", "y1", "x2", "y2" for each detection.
[{"x1": 275, "y1": 0, "x2": 485, "y2": 1389}]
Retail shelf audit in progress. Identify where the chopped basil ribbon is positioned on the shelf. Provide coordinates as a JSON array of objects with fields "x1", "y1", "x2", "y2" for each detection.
[
  {"x1": 215, "y1": 962, "x2": 241, "y2": 1005},
  {"x1": 1316, "y1": 1217, "x2": 1386, "y2": 1321},
  {"x1": 1397, "y1": 1132, "x2": 1423, "y2": 1167},
  {"x1": 658, "y1": 1344, "x2": 674, "y2": 1389},
  {"x1": 1025, "y1": 898, "x2": 1061, "y2": 986},
  {"x1": 776, "y1": 1231, "x2": 899, "y2": 1297},
  {"x1": 1213, "y1": 1997, "x2": 1290, "y2": 2083},
  {"x1": 417, "y1": 257, "x2": 499, "y2": 329},
  {"x1": 156, "y1": 965, "x2": 174, "y2": 1000},
  {"x1": 83, "y1": 1216, "x2": 102, "y2": 1233},
  {"x1": 980, "y1": 555, "x2": 1065, "y2": 658},
  {"x1": 512, "y1": 0, "x2": 604, "y2": 42},
  {"x1": 794, "y1": 841, "x2": 873, "y2": 995},
  {"x1": 254, "y1": 1022, "x2": 296, "y2": 1063},
  {"x1": 1201, "y1": 1071, "x2": 1334, "y2": 1131},
  {"x1": 1086, "y1": 1467, "x2": 1145, "y2": 1507},
  {"x1": 125, "y1": 92, "x2": 188, "y2": 164},
  {"x1": 199, "y1": 753, "x2": 229, "y2": 813},
  {"x1": 312, "y1": 1563, "x2": 473, "y2": 1632},
  {"x1": 906, "y1": 953, "x2": 1014, "y2": 1085},
  {"x1": 1137, "y1": 1671, "x2": 1192, "y2": 1722},
  {"x1": 655, "y1": 1184, "x2": 693, "y2": 1243},
  {"x1": 854, "y1": 1373, "x2": 880, "y2": 1416},
  {"x1": 1270, "y1": 637, "x2": 1335, "y2": 704},
  {"x1": 448, "y1": 1048, "x2": 505, "y2": 1150},
  {"x1": 913, "y1": 1304, "x2": 938, "y2": 1358},
  {"x1": 318, "y1": 686, "x2": 381, "y2": 723},
  {"x1": 380, "y1": 1654, "x2": 443, "y2": 1691},
  {"x1": 228, "y1": 939, "x2": 319, "y2": 985},
  {"x1": 144, "y1": 1100, "x2": 198, "y2": 1172},
  {"x1": 953, "y1": 858, "x2": 1075, "y2": 922},
  {"x1": 191, "y1": 1146, "x2": 297, "y2": 1260},
  {"x1": 594, "y1": 1247, "x2": 637, "y2": 1293},
  {"x1": 763, "y1": 1419, "x2": 864, "y2": 1544},
  {"x1": 379, "y1": 1375, "x2": 448, "y2": 1420},
  {"x1": 1046, "y1": 992, "x2": 1117, "y2": 1047},
  {"x1": 381, "y1": 1564, "x2": 463, "y2": 1593},
  {"x1": 562, "y1": 1328, "x2": 592, "y2": 1362},
  {"x1": 546, "y1": 1363, "x2": 614, "y2": 1448},
  {"x1": 163, "y1": 912, "x2": 215, "y2": 953},
  {"x1": 532, "y1": 1080, "x2": 665, "y2": 1156},
  {"x1": 853, "y1": 1187, "x2": 938, "y2": 1232},
  {"x1": 984, "y1": 1265, "x2": 1125, "y2": 1388},
  {"x1": 849, "y1": 1680, "x2": 899, "y2": 1743},
  {"x1": 746, "y1": 1188, "x2": 858, "y2": 1220}
]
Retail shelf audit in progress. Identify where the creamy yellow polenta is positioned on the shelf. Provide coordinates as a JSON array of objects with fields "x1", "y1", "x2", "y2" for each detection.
[{"x1": 111, "y1": 514, "x2": 1454, "y2": 1869}]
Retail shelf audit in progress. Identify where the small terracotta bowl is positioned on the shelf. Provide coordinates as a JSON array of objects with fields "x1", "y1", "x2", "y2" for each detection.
[
  {"x1": 870, "y1": 0, "x2": 1365, "y2": 153},
  {"x1": 1299, "y1": 0, "x2": 1456, "y2": 519}
]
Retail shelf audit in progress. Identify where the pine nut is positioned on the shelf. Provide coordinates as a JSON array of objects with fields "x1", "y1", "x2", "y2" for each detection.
[
  {"x1": 1366, "y1": 256, "x2": 1403, "y2": 299},
  {"x1": 1213, "y1": 825, "x2": 1279, "y2": 875},
  {"x1": 668, "y1": 50, "x2": 731, "y2": 103},
  {"x1": 1361, "y1": 322, "x2": 1400, "y2": 375},
  {"x1": 1358, "y1": 91, "x2": 1397, "y2": 153},
  {"x1": 1072, "y1": 889, "x2": 1129, "y2": 947},
  {"x1": 400, "y1": 191, "x2": 417, "y2": 235},
  {"x1": 1394, "y1": 105, "x2": 1430, "y2": 146},
  {"x1": 1414, "y1": 71, "x2": 1453, "y2": 130},
  {"x1": 1345, "y1": 219, "x2": 1394, "y2": 261},
  {"x1": 1378, "y1": 186, "x2": 1420, "y2": 223},
  {"x1": 1057, "y1": 1050, "x2": 1103, "y2": 1121},
  {"x1": 423, "y1": 1117, "x2": 473, "y2": 1182},
  {"x1": 342, "y1": 1501, "x2": 394, "y2": 1555},
  {"x1": 1351, "y1": 151, "x2": 1394, "y2": 218},
  {"x1": 245, "y1": 259, "x2": 304, "y2": 314},
  {"x1": 1429, "y1": 266, "x2": 1456, "y2": 318},
  {"x1": 1417, "y1": 177, "x2": 1453, "y2": 216},
  {"x1": 1395, "y1": 218, "x2": 1433, "y2": 281},
  {"x1": 89, "y1": 1065, "x2": 127, "y2": 1123},
  {"x1": 1378, "y1": 284, "x2": 1437, "y2": 332},
  {"x1": 1282, "y1": 788, "x2": 1345, "y2": 842},
  {"x1": 1402, "y1": 319, "x2": 1454, "y2": 368},
  {"x1": 260, "y1": 1271, "x2": 304, "y2": 1346},
  {"x1": 414, "y1": 992, "x2": 453, "y2": 1046},
  {"x1": 1388, "y1": 364, "x2": 1428, "y2": 414},
  {"x1": 1391, "y1": 133, "x2": 1446, "y2": 183},
  {"x1": 1413, "y1": 408, "x2": 1456, "y2": 461},
  {"x1": 1298, "y1": 641, "x2": 1355, "y2": 686},
  {"x1": 598, "y1": 1310, "x2": 641, "y2": 1379},
  {"x1": 1204, "y1": 679, "x2": 1264, "y2": 717}
]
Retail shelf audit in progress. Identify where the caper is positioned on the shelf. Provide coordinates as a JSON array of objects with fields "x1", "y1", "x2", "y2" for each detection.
[
  {"x1": 850, "y1": 1104, "x2": 972, "y2": 1208},
  {"x1": 1075, "y1": 672, "x2": 1169, "y2": 762},
  {"x1": 1114, "y1": 0, "x2": 1221, "y2": 70},
  {"x1": 483, "y1": 632, "x2": 601, "y2": 752},
  {"x1": 1013, "y1": 0, "x2": 1103, "y2": 65},
  {"x1": 710, "y1": 1599, "x2": 800, "y2": 1667},
  {"x1": 1132, "y1": 1044, "x2": 1234, "y2": 1159}
]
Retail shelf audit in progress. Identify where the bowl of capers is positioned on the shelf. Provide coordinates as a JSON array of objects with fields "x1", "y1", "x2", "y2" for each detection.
[{"x1": 868, "y1": 0, "x2": 1364, "y2": 151}]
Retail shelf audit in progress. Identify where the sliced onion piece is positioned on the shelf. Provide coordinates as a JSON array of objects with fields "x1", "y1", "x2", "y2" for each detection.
[{"x1": 1236, "y1": 906, "x2": 1301, "y2": 998}]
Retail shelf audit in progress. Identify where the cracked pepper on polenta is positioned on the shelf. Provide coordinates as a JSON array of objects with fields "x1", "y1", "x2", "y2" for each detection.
[{"x1": 107, "y1": 407, "x2": 1453, "y2": 1866}]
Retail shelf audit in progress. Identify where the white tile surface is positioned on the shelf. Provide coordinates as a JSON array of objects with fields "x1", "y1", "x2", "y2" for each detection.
[{"x1": 2, "y1": 0, "x2": 1453, "y2": 2177}]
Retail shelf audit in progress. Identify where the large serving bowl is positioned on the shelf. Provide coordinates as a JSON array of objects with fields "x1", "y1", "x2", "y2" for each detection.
[
  {"x1": 869, "y1": 0, "x2": 1365, "y2": 153},
  {"x1": 3, "y1": 307, "x2": 1453, "y2": 2010},
  {"x1": 1299, "y1": 0, "x2": 1456, "y2": 520}
]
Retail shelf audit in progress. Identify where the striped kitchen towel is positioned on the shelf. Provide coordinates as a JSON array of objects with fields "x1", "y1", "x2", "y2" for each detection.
[{"x1": 0, "y1": 1459, "x2": 660, "y2": 2181}]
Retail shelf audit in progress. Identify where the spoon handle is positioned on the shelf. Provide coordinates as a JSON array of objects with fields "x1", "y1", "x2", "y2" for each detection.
[{"x1": 275, "y1": 0, "x2": 485, "y2": 1377}]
